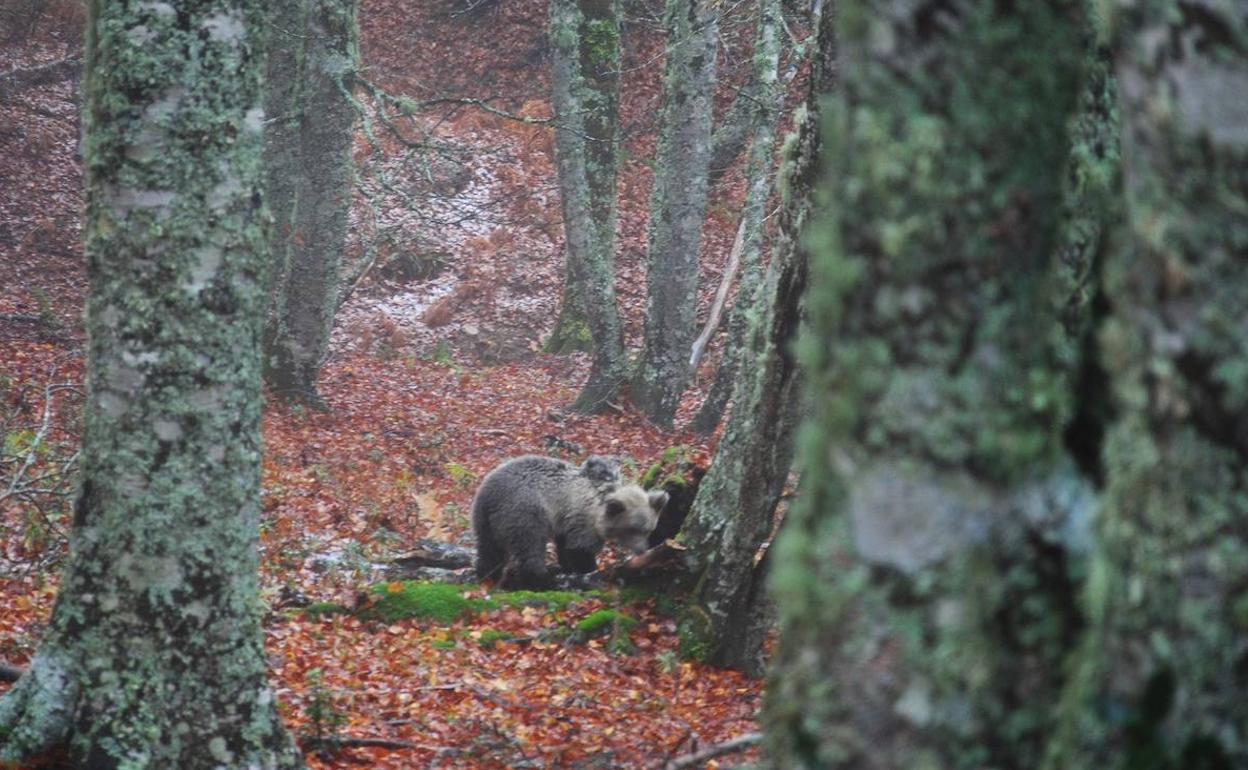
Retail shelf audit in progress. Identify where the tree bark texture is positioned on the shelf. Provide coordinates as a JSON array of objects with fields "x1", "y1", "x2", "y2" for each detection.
[
  {"x1": 764, "y1": 3, "x2": 1094, "y2": 768},
  {"x1": 549, "y1": 0, "x2": 630, "y2": 412},
  {"x1": 690, "y1": 0, "x2": 784, "y2": 435},
  {"x1": 631, "y1": 0, "x2": 720, "y2": 428},
  {"x1": 678, "y1": 0, "x2": 819, "y2": 675},
  {"x1": 1046, "y1": 5, "x2": 1248, "y2": 768},
  {"x1": 263, "y1": 0, "x2": 358, "y2": 405},
  {"x1": 0, "y1": 1, "x2": 303, "y2": 767}
]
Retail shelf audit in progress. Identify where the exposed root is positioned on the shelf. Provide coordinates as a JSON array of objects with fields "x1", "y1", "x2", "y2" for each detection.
[{"x1": 0, "y1": 649, "x2": 76, "y2": 765}]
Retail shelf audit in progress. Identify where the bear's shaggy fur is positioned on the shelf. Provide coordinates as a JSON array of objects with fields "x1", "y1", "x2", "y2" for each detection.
[{"x1": 472, "y1": 455, "x2": 667, "y2": 588}]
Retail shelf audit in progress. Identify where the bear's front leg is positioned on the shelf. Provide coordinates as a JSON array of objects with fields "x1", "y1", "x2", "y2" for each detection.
[{"x1": 555, "y1": 536, "x2": 598, "y2": 574}]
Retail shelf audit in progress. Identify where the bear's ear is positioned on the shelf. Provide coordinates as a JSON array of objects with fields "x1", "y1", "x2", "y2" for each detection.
[
  {"x1": 648, "y1": 490, "x2": 669, "y2": 512},
  {"x1": 605, "y1": 499, "x2": 626, "y2": 518}
]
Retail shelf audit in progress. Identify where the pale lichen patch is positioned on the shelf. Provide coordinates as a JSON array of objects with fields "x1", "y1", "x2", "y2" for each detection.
[
  {"x1": 208, "y1": 735, "x2": 234, "y2": 763},
  {"x1": 152, "y1": 420, "x2": 183, "y2": 442},
  {"x1": 189, "y1": 246, "x2": 224, "y2": 293},
  {"x1": 203, "y1": 12, "x2": 246, "y2": 42}
]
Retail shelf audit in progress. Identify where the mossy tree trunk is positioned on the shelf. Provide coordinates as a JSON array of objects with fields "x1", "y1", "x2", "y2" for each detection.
[
  {"x1": 263, "y1": 0, "x2": 358, "y2": 406},
  {"x1": 549, "y1": 0, "x2": 629, "y2": 412},
  {"x1": 0, "y1": 1, "x2": 303, "y2": 767},
  {"x1": 677, "y1": 0, "x2": 823, "y2": 675},
  {"x1": 764, "y1": 3, "x2": 1096, "y2": 767},
  {"x1": 631, "y1": 0, "x2": 719, "y2": 428},
  {"x1": 690, "y1": 0, "x2": 784, "y2": 435},
  {"x1": 1045, "y1": 5, "x2": 1248, "y2": 768}
]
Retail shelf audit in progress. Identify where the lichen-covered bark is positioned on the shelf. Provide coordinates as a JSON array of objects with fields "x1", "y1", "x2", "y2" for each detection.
[
  {"x1": 678, "y1": 0, "x2": 819, "y2": 674},
  {"x1": 1046, "y1": 5, "x2": 1248, "y2": 767},
  {"x1": 260, "y1": 0, "x2": 307, "y2": 388},
  {"x1": 549, "y1": 0, "x2": 629, "y2": 412},
  {"x1": 764, "y1": 3, "x2": 1092, "y2": 767},
  {"x1": 632, "y1": 0, "x2": 719, "y2": 428},
  {"x1": 691, "y1": 0, "x2": 784, "y2": 434},
  {"x1": 0, "y1": 1, "x2": 303, "y2": 766},
  {"x1": 263, "y1": 0, "x2": 358, "y2": 405}
]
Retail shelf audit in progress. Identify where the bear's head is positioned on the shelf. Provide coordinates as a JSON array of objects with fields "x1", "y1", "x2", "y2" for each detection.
[{"x1": 600, "y1": 485, "x2": 668, "y2": 554}]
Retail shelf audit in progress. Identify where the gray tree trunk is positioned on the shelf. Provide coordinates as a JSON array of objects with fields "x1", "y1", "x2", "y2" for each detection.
[
  {"x1": 690, "y1": 0, "x2": 784, "y2": 435},
  {"x1": 763, "y1": 3, "x2": 1093, "y2": 767},
  {"x1": 0, "y1": 1, "x2": 303, "y2": 767},
  {"x1": 677, "y1": 0, "x2": 820, "y2": 675},
  {"x1": 549, "y1": 0, "x2": 630, "y2": 412},
  {"x1": 706, "y1": 80, "x2": 756, "y2": 190},
  {"x1": 631, "y1": 0, "x2": 719, "y2": 428},
  {"x1": 263, "y1": 0, "x2": 359, "y2": 406},
  {"x1": 1045, "y1": 5, "x2": 1248, "y2": 767}
]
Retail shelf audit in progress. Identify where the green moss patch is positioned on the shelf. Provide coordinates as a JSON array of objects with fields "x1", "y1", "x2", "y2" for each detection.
[
  {"x1": 574, "y1": 610, "x2": 639, "y2": 655},
  {"x1": 476, "y1": 629, "x2": 516, "y2": 649},
  {"x1": 361, "y1": 581, "x2": 593, "y2": 624},
  {"x1": 497, "y1": 589, "x2": 586, "y2": 610},
  {"x1": 303, "y1": 601, "x2": 350, "y2": 619},
  {"x1": 575, "y1": 609, "x2": 637, "y2": 636},
  {"x1": 364, "y1": 582, "x2": 485, "y2": 624}
]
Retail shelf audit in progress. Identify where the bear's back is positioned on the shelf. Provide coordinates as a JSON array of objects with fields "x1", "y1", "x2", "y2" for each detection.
[{"x1": 474, "y1": 455, "x2": 601, "y2": 527}]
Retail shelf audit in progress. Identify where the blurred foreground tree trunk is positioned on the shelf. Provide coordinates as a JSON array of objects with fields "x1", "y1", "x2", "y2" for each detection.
[
  {"x1": 690, "y1": 0, "x2": 785, "y2": 434},
  {"x1": 548, "y1": 0, "x2": 629, "y2": 412},
  {"x1": 263, "y1": 0, "x2": 359, "y2": 406},
  {"x1": 1045, "y1": 5, "x2": 1248, "y2": 768},
  {"x1": 0, "y1": 1, "x2": 304, "y2": 767},
  {"x1": 764, "y1": 2, "x2": 1094, "y2": 767},
  {"x1": 631, "y1": 0, "x2": 719, "y2": 428},
  {"x1": 766, "y1": 2, "x2": 1248, "y2": 768},
  {"x1": 677, "y1": 0, "x2": 826, "y2": 675}
]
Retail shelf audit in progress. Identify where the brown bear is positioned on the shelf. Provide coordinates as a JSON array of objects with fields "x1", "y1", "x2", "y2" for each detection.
[{"x1": 472, "y1": 455, "x2": 667, "y2": 589}]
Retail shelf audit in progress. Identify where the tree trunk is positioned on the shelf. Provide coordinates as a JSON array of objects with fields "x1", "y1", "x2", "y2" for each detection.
[
  {"x1": 677, "y1": 0, "x2": 819, "y2": 674},
  {"x1": 0, "y1": 1, "x2": 303, "y2": 767},
  {"x1": 1045, "y1": 5, "x2": 1248, "y2": 767},
  {"x1": 706, "y1": 80, "x2": 756, "y2": 190},
  {"x1": 544, "y1": 257, "x2": 592, "y2": 354},
  {"x1": 263, "y1": 0, "x2": 359, "y2": 406},
  {"x1": 549, "y1": 0, "x2": 630, "y2": 412},
  {"x1": 764, "y1": 3, "x2": 1092, "y2": 767},
  {"x1": 690, "y1": 0, "x2": 784, "y2": 435},
  {"x1": 631, "y1": 0, "x2": 719, "y2": 428}
]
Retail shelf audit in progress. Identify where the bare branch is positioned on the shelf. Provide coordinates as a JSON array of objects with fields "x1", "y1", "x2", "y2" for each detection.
[
  {"x1": 659, "y1": 733, "x2": 763, "y2": 770},
  {"x1": 0, "y1": 57, "x2": 81, "y2": 102},
  {"x1": 690, "y1": 216, "x2": 747, "y2": 369}
]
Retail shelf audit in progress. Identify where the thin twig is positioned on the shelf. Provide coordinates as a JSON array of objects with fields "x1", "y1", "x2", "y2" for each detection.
[
  {"x1": 660, "y1": 733, "x2": 763, "y2": 770},
  {"x1": 690, "y1": 216, "x2": 747, "y2": 369},
  {"x1": 300, "y1": 735, "x2": 419, "y2": 750}
]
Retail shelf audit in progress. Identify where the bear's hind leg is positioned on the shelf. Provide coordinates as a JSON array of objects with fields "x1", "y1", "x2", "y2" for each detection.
[
  {"x1": 494, "y1": 509, "x2": 555, "y2": 589},
  {"x1": 476, "y1": 537, "x2": 505, "y2": 582}
]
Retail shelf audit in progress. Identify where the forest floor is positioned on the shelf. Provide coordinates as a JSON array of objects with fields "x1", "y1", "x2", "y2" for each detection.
[{"x1": 0, "y1": 1, "x2": 782, "y2": 767}]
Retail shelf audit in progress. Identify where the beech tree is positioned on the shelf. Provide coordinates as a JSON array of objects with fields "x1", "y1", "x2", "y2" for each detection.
[
  {"x1": 263, "y1": 0, "x2": 359, "y2": 406},
  {"x1": 0, "y1": 1, "x2": 303, "y2": 766},
  {"x1": 1045, "y1": 4, "x2": 1248, "y2": 766},
  {"x1": 548, "y1": 0, "x2": 629, "y2": 412},
  {"x1": 631, "y1": 0, "x2": 720, "y2": 428},
  {"x1": 675, "y1": 0, "x2": 825, "y2": 674},
  {"x1": 689, "y1": 0, "x2": 785, "y2": 434},
  {"x1": 765, "y1": 2, "x2": 1248, "y2": 768},
  {"x1": 765, "y1": 1, "x2": 1089, "y2": 765}
]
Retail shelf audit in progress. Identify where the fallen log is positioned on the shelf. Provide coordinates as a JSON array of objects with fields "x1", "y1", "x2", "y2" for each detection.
[
  {"x1": 660, "y1": 732, "x2": 763, "y2": 770},
  {"x1": 388, "y1": 538, "x2": 475, "y2": 570},
  {"x1": 385, "y1": 538, "x2": 697, "y2": 588}
]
